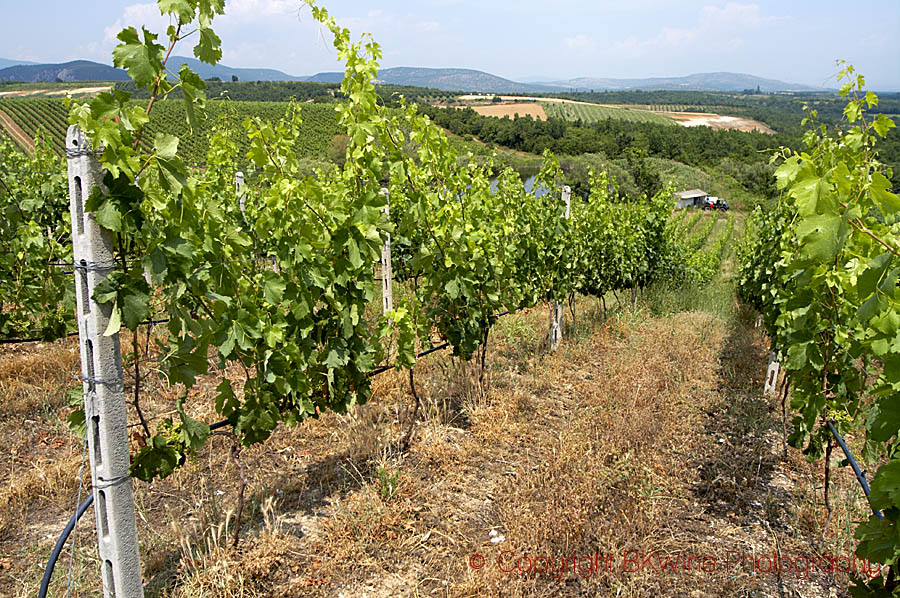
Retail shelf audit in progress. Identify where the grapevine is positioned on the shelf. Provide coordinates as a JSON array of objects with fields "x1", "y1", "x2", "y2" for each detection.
[{"x1": 738, "y1": 64, "x2": 899, "y2": 594}]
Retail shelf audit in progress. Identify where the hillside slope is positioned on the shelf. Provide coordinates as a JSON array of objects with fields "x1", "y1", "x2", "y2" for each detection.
[{"x1": 0, "y1": 60, "x2": 128, "y2": 82}]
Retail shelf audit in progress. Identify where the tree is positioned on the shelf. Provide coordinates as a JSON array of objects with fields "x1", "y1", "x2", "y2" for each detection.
[
  {"x1": 624, "y1": 147, "x2": 662, "y2": 199},
  {"x1": 231, "y1": 74, "x2": 239, "y2": 82}
]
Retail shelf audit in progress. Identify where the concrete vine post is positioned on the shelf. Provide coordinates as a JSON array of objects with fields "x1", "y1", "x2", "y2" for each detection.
[
  {"x1": 66, "y1": 125, "x2": 145, "y2": 598},
  {"x1": 381, "y1": 187, "x2": 393, "y2": 316},
  {"x1": 764, "y1": 351, "x2": 781, "y2": 397},
  {"x1": 235, "y1": 171, "x2": 245, "y2": 212},
  {"x1": 549, "y1": 185, "x2": 571, "y2": 351}
]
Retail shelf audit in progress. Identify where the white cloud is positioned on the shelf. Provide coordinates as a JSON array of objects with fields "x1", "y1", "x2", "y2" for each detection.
[
  {"x1": 225, "y1": 0, "x2": 299, "y2": 20},
  {"x1": 613, "y1": 26, "x2": 695, "y2": 56},
  {"x1": 699, "y1": 2, "x2": 787, "y2": 28},
  {"x1": 104, "y1": 0, "x2": 301, "y2": 49},
  {"x1": 104, "y1": 3, "x2": 171, "y2": 45},
  {"x1": 221, "y1": 41, "x2": 269, "y2": 66},
  {"x1": 563, "y1": 34, "x2": 597, "y2": 53},
  {"x1": 609, "y1": 3, "x2": 786, "y2": 58},
  {"x1": 416, "y1": 21, "x2": 440, "y2": 33}
]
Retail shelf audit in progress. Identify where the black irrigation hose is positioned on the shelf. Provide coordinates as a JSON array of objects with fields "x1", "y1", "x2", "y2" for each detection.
[
  {"x1": 0, "y1": 330, "x2": 80, "y2": 345},
  {"x1": 826, "y1": 420, "x2": 883, "y2": 520},
  {"x1": 38, "y1": 494, "x2": 94, "y2": 598}
]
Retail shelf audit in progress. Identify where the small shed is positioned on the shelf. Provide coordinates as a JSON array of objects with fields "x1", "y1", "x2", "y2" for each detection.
[{"x1": 674, "y1": 189, "x2": 709, "y2": 209}]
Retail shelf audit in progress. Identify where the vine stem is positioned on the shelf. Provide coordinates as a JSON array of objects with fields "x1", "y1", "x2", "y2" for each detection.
[
  {"x1": 478, "y1": 327, "x2": 489, "y2": 393},
  {"x1": 116, "y1": 234, "x2": 151, "y2": 439},
  {"x1": 133, "y1": 24, "x2": 183, "y2": 152},
  {"x1": 400, "y1": 368, "x2": 422, "y2": 450},
  {"x1": 780, "y1": 376, "x2": 790, "y2": 461},
  {"x1": 839, "y1": 202, "x2": 900, "y2": 256},
  {"x1": 132, "y1": 330, "x2": 151, "y2": 439},
  {"x1": 231, "y1": 439, "x2": 247, "y2": 548},
  {"x1": 822, "y1": 438, "x2": 833, "y2": 541}
]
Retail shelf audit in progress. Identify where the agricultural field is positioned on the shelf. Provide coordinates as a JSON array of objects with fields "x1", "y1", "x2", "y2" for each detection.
[
  {"x1": 470, "y1": 102, "x2": 547, "y2": 120},
  {"x1": 141, "y1": 100, "x2": 342, "y2": 163},
  {"x1": 0, "y1": 82, "x2": 113, "y2": 98},
  {"x1": 542, "y1": 101, "x2": 677, "y2": 126},
  {"x1": 0, "y1": 98, "x2": 342, "y2": 163},
  {"x1": 0, "y1": 98, "x2": 69, "y2": 153}
]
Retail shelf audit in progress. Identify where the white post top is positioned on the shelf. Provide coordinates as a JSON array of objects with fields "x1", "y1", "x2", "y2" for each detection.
[{"x1": 66, "y1": 125, "x2": 89, "y2": 151}]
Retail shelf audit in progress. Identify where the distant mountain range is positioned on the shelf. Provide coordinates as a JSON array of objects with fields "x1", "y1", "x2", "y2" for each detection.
[
  {"x1": 0, "y1": 58, "x2": 36, "y2": 69},
  {"x1": 0, "y1": 60, "x2": 128, "y2": 82},
  {"x1": 0, "y1": 57, "x2": 302, "y2": 84},
  {"x1": 163, "y1": 56, "x2": 305, "y2": 82},
  {"x1": 0, "y1": 57, "x2": 826, "y2": 93},
  {"x1": 310, "y1": 67, "x2": 561, "y2": 93},
  {"x1": 542, "y1": 72, "x2": 824, "y2": 93}
]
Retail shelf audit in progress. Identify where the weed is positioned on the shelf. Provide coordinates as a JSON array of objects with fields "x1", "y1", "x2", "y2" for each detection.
[{"x1": 375, "y1": 466, "x2": 401, "y2": 501}]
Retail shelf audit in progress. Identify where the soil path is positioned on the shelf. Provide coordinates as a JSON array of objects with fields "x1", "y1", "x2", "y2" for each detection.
[{"x1": 0, "y1": 109, "x2": 34, "y2": 153}]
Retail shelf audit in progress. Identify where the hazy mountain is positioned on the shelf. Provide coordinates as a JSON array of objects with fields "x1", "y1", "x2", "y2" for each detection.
[
  {"x1": 0, "y1": 57, "x2": 824, "y2": 93},
  {"x1": 0, "y1": 57, "x2": 303, "y2": 83},
  {"x1": 308, "y1": 67, "x2": 560, "y2": 93},
  {"x1": 0, "y1": 60, "x2": 128, "y2": 82},
  {"x1": 310, "y1": 67, "x2": 821, "y2": 93},
  {"x1": 0, "y1": 58, "x2": 37, "y2": 69},
  {"x1": 540, "y1": 72, "x2": 824, "y2": 92},
  {"x1": 165, "y1": 56, "x2": 304, "y2": 82}
]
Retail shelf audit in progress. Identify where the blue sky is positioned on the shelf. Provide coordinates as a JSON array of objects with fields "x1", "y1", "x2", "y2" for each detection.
[{"x1": 2, "y1": 1, "x2": 898, "y2": 89}]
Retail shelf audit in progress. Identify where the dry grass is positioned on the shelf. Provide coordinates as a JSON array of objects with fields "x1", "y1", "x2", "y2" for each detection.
[{"x1": 0, "y1": 290, "x2": 872, "y2": 597}]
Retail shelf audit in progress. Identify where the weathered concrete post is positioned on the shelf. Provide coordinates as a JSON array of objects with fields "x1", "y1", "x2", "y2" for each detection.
[
  {"x1": 235, "y1": 170, "x2": 245, "y2": 212},
  {"x1": 549, "y1": 186, "x2": 571, "y2": 351},
  {"x1": 381, "y1": 187, "x2": 393, "y2": 316},
  {"x1": 66, "y1": 125, "x2": 144, "y2": 598},
  {"x1": 764, "y1": 352, "x2": 780, "y2": 397}
]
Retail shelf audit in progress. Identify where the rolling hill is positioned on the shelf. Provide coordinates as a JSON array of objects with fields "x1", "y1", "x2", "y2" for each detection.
[
  {"x1": 163, "y1": 56, "x2": 303, "y2": 82},
  {"x1": 309, "y1": 66, "x2": 559, "y2": 93},
  {"x1": 541, "y1": 72, "x2": 824, "y2": 92},
  {"x1": 0, "y1": 57, "x2": 302, "y2": 84},
  {"x1": 0, "y1": 57, "x2": 825, "y2": 93},
  {"x1": 0, "y1": 58, "x2": 37, "y2": 69},
  {"x1": 0, "y1": 60, "x2": 128, "y2": 82},
  {"x1": 309, "y1": 67, "x2": 823, "y2": 93}
]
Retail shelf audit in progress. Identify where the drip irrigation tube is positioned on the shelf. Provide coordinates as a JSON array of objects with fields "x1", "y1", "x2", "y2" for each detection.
[
  {"x1": 826, "y1": 420, "x2": 883, "y2": 520},
  {"x1": 38, "y1": 494, "x2": 94, "y2": 598}
]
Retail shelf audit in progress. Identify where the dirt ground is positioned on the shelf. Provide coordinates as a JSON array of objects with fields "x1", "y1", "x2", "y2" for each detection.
[
  {"x1": 0, "y1": 108, "x2": 33, "y2": 152},
  {"x1": 0, "y1": 86, "x2": 110, "y2": 98},
  {"x1": 0, "y1": 284, "x2": 874, "y2": 597},
  {"x1": 470, "y1": 103, "x2": 547, "y2": 120},
  {"x1": 658, "y1": 111, "x2": 775, "y2": 134}
]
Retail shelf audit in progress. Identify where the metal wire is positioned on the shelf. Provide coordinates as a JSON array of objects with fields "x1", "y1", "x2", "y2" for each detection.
[{"x1": 94, "y1": 475, "x2": 132, "y2": 490}]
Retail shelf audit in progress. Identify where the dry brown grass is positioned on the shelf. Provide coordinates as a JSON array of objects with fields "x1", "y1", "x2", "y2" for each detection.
[
  {"x1": 0, "y1": 294, "x2": 871, "y2": 597},
  {"x1": 470, "y1": 103, "x2": 547, "y2": 121}
]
